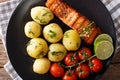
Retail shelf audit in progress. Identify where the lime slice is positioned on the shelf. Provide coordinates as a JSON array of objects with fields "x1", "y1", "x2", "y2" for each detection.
[
  {"x1": 94, "y1": 33, "x2": 113, "y2": 46},
  {"x1": 94, "y1": 40, "x2": 114, "y2": 60}
]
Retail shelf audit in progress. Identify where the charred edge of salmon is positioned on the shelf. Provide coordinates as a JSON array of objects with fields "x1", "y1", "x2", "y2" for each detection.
[{"x1": 45, "y1": 0, "x2": 101, "y2": 44}]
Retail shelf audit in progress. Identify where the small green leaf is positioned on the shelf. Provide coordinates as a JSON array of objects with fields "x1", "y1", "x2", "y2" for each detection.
[
  {"x1": 28, "y1": 30, "x2": 34, "y2": 36},
  {"x1": 35, "y1": 16, "x2": 39, "y2": 20},
  {"x1": 35, "y1": 16, "x2": 47, "y2": 24},
  {"x1": 80, "y1": 21, "x2": 95, "y2": 37},
  {"x1": 51, "y1": 51, "x2": 64, "y2": 55},
  {"x1": 28, "y1": 25, "x2": 34, "y2": 36},
  {"x1": 64, "y1": 32, "x2": 69, "y2": 38},
  {"x1": 36, "y1": 51, "x2": 44, "y2": 58},
  {"x1": 81, "y1": 49, "x2": 87, "y2": 60},
  {"x1": 48, "y1": 30, "x2": 56, "y2": 38},
  {"x1": 42, "y1": 11, "x2": 50, "y2": 16}
]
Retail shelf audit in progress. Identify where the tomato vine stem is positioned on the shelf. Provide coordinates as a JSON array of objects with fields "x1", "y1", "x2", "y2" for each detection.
[{"x1": 59, "y1": 55, "x2": 96, "y2": 69}]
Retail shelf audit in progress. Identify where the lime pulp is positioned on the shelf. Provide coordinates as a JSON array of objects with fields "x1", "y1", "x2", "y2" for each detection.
[
  {"x1": 94, "y1": 33, "x2": 113, "y2": 46},
  {"x1": 94, "y1": 40, "x2": 114, "y2": 60}
]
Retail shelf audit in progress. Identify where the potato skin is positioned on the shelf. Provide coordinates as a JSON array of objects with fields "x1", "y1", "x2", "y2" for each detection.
[
  {"x1": 63, "y1": 30, "x2": 81, "y2": 51},
  {"x1": 24, "y1": 21, "x2": 42, "y2": 38},
  {"x1": 43, "y1": 23, "x2": 63, "y2": 43},
  {"x1": 48, "y1": 43, "x2": 67, "y2": 62},
  {"x1": 33, "y1": 58, "x2": 51, "y2": 74},
  {"x1": 31, "y1": 6, "x2": 54, "y2": 25},
  {"x1": 27, "y1": 38, "x2": 48, "y2": 58}
]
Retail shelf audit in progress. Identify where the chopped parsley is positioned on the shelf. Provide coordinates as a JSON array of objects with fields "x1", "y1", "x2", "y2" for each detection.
[
  {"x1": 28, "y1": 25, "x2": 35, "y2": 36},
  {"x1": 35, "y1": 16, "x2": 47, "y2": 24},
  {"x1": 70, "y1": 42, "x2": 72, "y2": 44},
  {"x1": 64, "y1": 32, "x2": 69, "y2": 38},
  {"x1": 42, "y1": 11, "x2": 50, "y2": 16},
  {"x1": 28, "y1": 30, "x2": 34, "y2": 36},
  {"x1": 51, "y1": 51, "x2": 65, "y2": 55},
  {"x1": 48, "y1": 30, "x2": 56, "y2": 38},
  {"x1": 34, "y1": 45, "x2": 38, "y2": 49},
  {"x1": 80, "y1": 21, "x2": 95, "y2": 37},
  {"x1": 36, "y1": 51, "x2": 44, "y2": 58}
]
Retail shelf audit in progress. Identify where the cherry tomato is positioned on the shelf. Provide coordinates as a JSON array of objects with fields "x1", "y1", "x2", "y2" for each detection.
[
  {"x1": 78, "y1": 47, "x2": 92, "y2": 60},
  {"x1": 75, "y1": 63, "x2": 90, "y2": 79},
  {"x1": 64, "y1": 52, "x2": 79, "y2": 66},
  {"x1": 89, "y1": 57, "x2": 103, "y2": 73},
  {"x1": 50, "y1": 63, "x2": 65, "y2": 78},
  {"x1": 63, "y1": 70, "x2": 77, "y2": 80}
]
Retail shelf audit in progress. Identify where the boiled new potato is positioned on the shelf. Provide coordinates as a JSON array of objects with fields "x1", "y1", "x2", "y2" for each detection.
[
  {"x1": 31, "y1": 6, "x2": 54, "y2": 25},
  {"x1": 43, "y1": 23, "x2": 63, "y2": 43},
  {"x1": 27, "y1": 38, "x2": 48, "y2": 58},
  {"x1": 48, "y1": 43, "x2": 67, "y2": 62},
  {"x1": 24, "y1": 21, "x2": 42, "y2": 38},
  {"x1": 33, "y1": 58, "x2": 51, "y2": 74},
  {"x1": 63, "y1": 30, "x2": 81, "y2": 51}
]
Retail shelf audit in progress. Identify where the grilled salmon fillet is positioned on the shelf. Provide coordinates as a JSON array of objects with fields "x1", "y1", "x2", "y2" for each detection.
[{"x1": 45, "y1": 0, "x2": 101, "y2": 44}]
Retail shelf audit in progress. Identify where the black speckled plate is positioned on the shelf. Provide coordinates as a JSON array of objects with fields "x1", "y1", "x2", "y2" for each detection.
[{"x1": 6, "y1": 0, "x2": 116, "y2": 80}]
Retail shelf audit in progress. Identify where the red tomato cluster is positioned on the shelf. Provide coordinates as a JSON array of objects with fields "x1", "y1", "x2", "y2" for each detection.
[{"x1": 50, "y1": 47, "x2": 103, "y2": 80}]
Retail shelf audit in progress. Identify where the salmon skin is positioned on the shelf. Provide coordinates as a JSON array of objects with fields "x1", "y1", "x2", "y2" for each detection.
[{"x1": 45, "y1": 0, "x2": 101, "y2": 44}]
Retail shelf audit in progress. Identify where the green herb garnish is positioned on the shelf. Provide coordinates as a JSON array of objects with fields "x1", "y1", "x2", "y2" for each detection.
[
  {"x1": 35, "y1": 16, "x2": 47, "y2": 24},
  {"x1": 42, "y1": 11, "x2": 50, "y2": 16},
  {"x1": 36, "y1": 51, "x2": 44, "y2": 58},
  {"x1": 64, "y1": 32, "x2": 69, "y2": 38},
  {"x1": 80, "y1": 21, "x2": 95, "y2": 37},
  {"x1": 48, "y1": 30, "x2": 56, "y2": 38},
  {"x1": 28, "y1": 30, "x2": 34, "y2": 36},
  {"x1": 51, "y1": 51, "x2": 65, "y2": 55}
]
